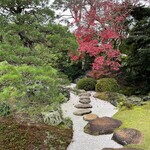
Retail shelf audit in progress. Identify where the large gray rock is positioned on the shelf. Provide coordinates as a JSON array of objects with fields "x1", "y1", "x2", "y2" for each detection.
[
  {"x1": 79, "y1": 99, "x2": 91, "y2": 104},
  {"x1": 127, "y1": 96, "x2": 144, "y2": 106},
  {"x1": 84, "y1": 117, "x2": 122, "y2": 135},
  {"x1": 75, "y1": 103, "x2": 92, "y2": 109},
  {"x1": 143, "y1": 96, "x2": 150, "y2": 101},
  {"x1": 73, "y1": 109, "x2": 92, "y2": 116},
  {"x1": 112, "y1": 128, "x2": 143, "y2": 145}
]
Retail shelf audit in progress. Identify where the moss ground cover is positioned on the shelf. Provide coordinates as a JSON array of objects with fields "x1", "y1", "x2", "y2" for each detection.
[
  {"x1": 113, "y1": 102, "x2": 150, "y2": 149},
  {"x1": 0, "y1": 116, "x2": 72, "y2": 150}
]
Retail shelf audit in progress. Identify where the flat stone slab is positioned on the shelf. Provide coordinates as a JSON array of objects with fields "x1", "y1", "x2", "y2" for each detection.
[
  {"x1": 79, "y1": 96, "x2": 90, "y2": 100},
  {"x1": 112, "y1": 128, "x2": 143, "y2": 145},
  {"x1": 102, "y1": 148, "x2": 143, "y2": 150},
  {"x1": 75, "y1": 103, "x2": 92, "y2": 109},
  {"x1": 83, "y1": 114, "x2": 98, "y2": 121},
  {"x1": 79, "y1": 93, "x2": 91, "y2": 97},
  {"x1": 73, "y1": 109, "x2": 92, "y2": 116},
  {"x1": 79, "y1": 99, "x2": 91, "y2": 104},
  {"x1": 84, "y1": 117, "x2": 122, "y2": 135}
]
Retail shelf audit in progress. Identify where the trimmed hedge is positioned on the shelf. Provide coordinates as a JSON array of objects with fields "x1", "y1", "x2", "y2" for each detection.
[
  {"x1": 96, "y1": 78, "x2": 120, "y2": 92},
  {"x1": 76, "y1": 78, "x2": 96, "y2": 91}
]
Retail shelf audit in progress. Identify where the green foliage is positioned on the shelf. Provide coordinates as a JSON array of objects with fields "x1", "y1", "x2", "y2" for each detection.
[
  {"x1": 0, "y1": 103, "x2": 10, "y2": 116},
  {"x1": 120, "y1": 6, "x2": 150, "y2": 93},
  {"x1": 96, "y1": 78, "x2": 120, "y2": 92},
  {"x1": 0, "y1": 0, "x2": 82, "y2": 81},
  {"x1": 0, "y1": 61, "x2": 63, "y2": 105},
  {"x1": 76, "y1": 78, "x2": 96, "y2": 91},
  {"x1": 120, "y1": 86, "x2": 136, "y2": 96}
]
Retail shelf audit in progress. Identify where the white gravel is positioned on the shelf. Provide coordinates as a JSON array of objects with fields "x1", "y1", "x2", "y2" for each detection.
[{"x1": 61, "y1": 85, "x2": 123, "y2": 150}]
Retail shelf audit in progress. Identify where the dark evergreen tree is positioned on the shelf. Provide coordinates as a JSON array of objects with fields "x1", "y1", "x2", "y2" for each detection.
[{"x1": 121, "y1": 6, "x2": 150, "y2": 93}]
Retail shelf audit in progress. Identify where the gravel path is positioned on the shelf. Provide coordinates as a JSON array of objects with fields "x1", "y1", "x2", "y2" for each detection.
[{"x1": 61, "y1": 85, "x2": 123, "y2": 150}]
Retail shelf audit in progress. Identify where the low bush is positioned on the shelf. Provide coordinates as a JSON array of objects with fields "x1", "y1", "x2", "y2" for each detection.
[
  {"x1": 76, "y1": 78, "x2": 96, "y2": 91},
  {"x1": 0, "y1": 61, "x2": 69, "y2": 112},
  {"x1": 120, "y1": 86, "x2": 136, "y2": 96},
  {"x1": 96, "y1": 78, "x2": 120, "y2": 92}
]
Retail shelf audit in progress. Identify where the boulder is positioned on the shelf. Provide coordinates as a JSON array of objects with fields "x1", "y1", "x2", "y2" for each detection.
[
  {"x1": 112, "y1": 128, "x2": 143, "y2": 145},
  {"x1": 102, "y1": 148, "x2": 143, "y2": 150},
  {"x1": 79, "y1": 99, "x2": 91, "y2": 104},
  {"x1": 73, "y1": 109, "x2": 92, "y2": 116},
  {"x1": 75, "y1": 103, "x2": 92, "y2": 109},
  {"x1": 83, "y1": 114, "x2": 98, "y2": 121},
  {"x1": 143, "y1": 96, "x2": 150, "y2": 101},
  {"x1": 84, "y1": 117, "x2": 122, "y2": 135},
  {"x1": 126, "y1": 96, "x2": 144, "y2": 106}
]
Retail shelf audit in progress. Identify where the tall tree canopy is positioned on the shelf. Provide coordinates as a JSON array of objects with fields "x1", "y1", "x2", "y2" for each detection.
[
  {"x1": 53, "y1": 0, "x2": 148, "y2": 78},
  {"x1": 0, "y1": 0, "x2": 79, "y2": 76},
  {"x1": 121, "y1": 5, "x2": 150, "y2": 92}
]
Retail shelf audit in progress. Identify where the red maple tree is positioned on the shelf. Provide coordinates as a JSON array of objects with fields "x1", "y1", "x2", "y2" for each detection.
[{"x1": 66, "y1": 0, "x2": 141, "y2": 78}]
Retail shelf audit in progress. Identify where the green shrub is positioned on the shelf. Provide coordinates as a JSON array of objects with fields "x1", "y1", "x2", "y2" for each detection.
[
  {"x1": 120, "y1": 86, "x2": 136, "y2": 96},
  {"x1": 96, "y1": 78, "x2": 120, "y2": 92},
  {"x1": 0, "y1": 103, "x2": 10, "y2": 116},
  {"x1": 0, "y1": 61, "x2": 67, "y2": 105},
  {"x1": 76, "y1": 78, "x2": 96, "y2": 91}
]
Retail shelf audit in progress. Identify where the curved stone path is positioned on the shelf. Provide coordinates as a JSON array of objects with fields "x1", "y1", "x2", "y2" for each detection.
[{"x1": 61, "y1": 84, "x2": 123, "y2": 150}]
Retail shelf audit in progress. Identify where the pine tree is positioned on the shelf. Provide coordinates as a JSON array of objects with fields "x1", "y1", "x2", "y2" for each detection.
[{"x1": 122, "y1": 6, "x2": 150, "y2": 92}]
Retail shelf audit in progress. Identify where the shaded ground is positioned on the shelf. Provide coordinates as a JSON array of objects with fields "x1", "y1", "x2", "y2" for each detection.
[{"x1": 0, "y1": 116, "x2": 72, "y2": 150}]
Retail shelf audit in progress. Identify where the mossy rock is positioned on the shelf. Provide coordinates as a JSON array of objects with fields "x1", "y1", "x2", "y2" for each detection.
[
  {"x1": 96, "y1": 78, "x2": 120, "y2": 92},
  {"x1": 76, "y1": 78, "x2": 96, "y2": 91},
  {"x1": 93, "y1": 92, "x2": 110, "y2": 100}
]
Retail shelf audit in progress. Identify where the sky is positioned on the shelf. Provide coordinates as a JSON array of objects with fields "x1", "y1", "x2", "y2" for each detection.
[{"x1": 49, "y1": 0, "x2": 150, "y2": 29}]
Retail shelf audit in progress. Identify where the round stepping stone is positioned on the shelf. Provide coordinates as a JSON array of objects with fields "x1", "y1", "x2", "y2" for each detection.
[
  {"x1": 73, "y1": 109, "x2": 92, "y2": 116},
  {"x1": 78, "y1": 89, "x2": 86, "y2": 93},
  {"x1": 112, "y1": 128, "x2": 143, "y2": 145},
  {"x1": 79, "y1": 96, "x2": 90, "y2": 100},
  {"x1": 75, "y1": 103, "x2": 92, "y2": 109},
  {"x1": 84, "y1": 117, "x2": 122, "y2": 135},
  {"x1": 83, "y1": 114, "x2": 98, "y2": 121},
  {"x1": 79, "y1": 93, "x2": 91, "y2": 97},
  {"x1": 79, "y1": 99, "x2": 91, "y2": 104}
]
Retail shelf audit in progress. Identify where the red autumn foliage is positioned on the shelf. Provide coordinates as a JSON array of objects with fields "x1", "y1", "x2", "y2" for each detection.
[{"x1": 67, "y1": 0, "x2": 140, "y2": 78}]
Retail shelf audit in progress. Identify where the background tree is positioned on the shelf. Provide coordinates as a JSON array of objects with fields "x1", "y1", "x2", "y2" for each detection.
[
  {"x1": 120, "y1": 6, "x2": 150, "y2": 93},
  {"x1": 0, "y1": 0, "x2": 82, "y2": 80},
  {"x1": 53, "y1": 0, "x2": 141, "y2": 78}
]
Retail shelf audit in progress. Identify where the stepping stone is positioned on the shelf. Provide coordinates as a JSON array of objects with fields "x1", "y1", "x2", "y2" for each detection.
[
  {"x1": 79, "y1": 93, "x2": 91, "y2": 97},
  {"x1": 84, "y1": 117, "x2": 122, "y2": 135},
  {"x1": 75, "y1": 103, "x2": 92, "y2": 109},
  {"x1": 80, "y1": 96, "x2": 90, "y2": 100},
  {"x1": 78, "y1": 89, "x2": 86, "y2": 93},
  {"x1": 112, "y1": 128, "x2": 143, "y2": 145},
  {"x1": 83, "y1": 114, "x2": 98, "y2": 121},
  {"x1": 102, "y1": 148, "x2": 143, "y2": 150},
  {"x1": 79, "y1": 99, "x2": 91, "y2": 104},
  {"x1": 73, "y1": 109, "x2": 92, "y2": 116}
]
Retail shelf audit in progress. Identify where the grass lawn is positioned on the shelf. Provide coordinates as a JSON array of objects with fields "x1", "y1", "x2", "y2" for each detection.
[{"x1": 113, "y1": 101, "x2": 150, "y2": 149}]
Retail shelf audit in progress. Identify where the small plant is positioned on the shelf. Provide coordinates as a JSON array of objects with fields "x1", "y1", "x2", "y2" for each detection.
[
  {"x1": 76, "y1": 77, "x2": 96, "y2": 91},
  {"x1": 96, "y1": 78, "x2": 120, "y2": 92},
  {"x1": 0, "y1": 103, "x2": 10, "y2": 116}
]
